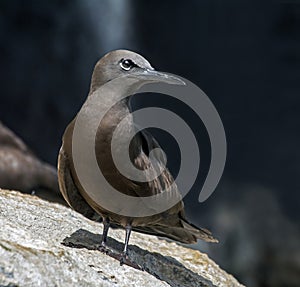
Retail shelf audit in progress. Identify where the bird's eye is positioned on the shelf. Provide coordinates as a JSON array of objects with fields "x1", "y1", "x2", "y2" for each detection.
[{"x1": 120, "y1": 59, "x2": 135, "y2": 71}]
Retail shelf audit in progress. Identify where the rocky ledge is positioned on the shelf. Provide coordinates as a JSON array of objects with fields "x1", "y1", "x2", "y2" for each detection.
[{"x1": 0, "y1": 189, "x2": 244, "y2": 287}]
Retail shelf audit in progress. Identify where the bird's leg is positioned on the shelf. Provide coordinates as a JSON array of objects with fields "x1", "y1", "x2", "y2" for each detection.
[
  {"x1": 100, "y1": 223, "x2": 143, "y2": 270},
  {"x1": 98, "y1": 217, "x2": 110, "y2": 252},
  {"x1": 120, "y1": 224, "x2": 132, "y2": 265},
  {"x1": 117, "y1": 224, "x2": 143, "y2": 270}
]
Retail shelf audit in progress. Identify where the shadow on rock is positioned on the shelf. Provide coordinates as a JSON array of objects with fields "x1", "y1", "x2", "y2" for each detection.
[{"x1": 62, "y1": 228, "x2": 214, "y2": 287}]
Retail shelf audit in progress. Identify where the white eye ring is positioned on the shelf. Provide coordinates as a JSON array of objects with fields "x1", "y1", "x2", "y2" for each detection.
[{"x1": 120, "y1": 59, "x2": 134, "y2": 71}]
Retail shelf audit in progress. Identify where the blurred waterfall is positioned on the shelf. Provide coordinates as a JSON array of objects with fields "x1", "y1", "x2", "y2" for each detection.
[{"x1": 82, "y1": 0, "x2": 135, "y2": 52}]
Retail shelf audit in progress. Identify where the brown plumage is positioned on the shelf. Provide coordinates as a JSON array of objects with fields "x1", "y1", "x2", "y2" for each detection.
[{"x1": 58, "y1": 50, "x2": 217, "y2": 266}]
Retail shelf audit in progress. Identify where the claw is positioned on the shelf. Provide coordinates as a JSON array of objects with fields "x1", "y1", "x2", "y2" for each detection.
[
  {"x1": 97, "y1": 222, "x2": 143, "y2": 270},
  {"x1": 119, "y1": 252, "x2": 127, "y2": 266},
  {"x1": 97, "y1": 243, "x2": 108, "y2": 254}
]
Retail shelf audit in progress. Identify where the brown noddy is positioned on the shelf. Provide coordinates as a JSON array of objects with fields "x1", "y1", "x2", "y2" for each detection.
[{"x1": 58, "y1": 50, "x2": 217, "y2": 267}]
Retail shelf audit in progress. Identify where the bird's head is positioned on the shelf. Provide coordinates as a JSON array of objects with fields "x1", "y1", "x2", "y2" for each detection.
[{"x1": 90, "y1": 49, "x2": 184, "y2": 93}]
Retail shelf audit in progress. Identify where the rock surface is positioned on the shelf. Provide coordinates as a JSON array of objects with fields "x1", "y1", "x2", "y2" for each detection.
[
  {"x1": 0, "y1": 189, "x2": 244, "y2": 287},
  {"x1": 0, "y1": 122, "x2": 65, "y2": 206}
]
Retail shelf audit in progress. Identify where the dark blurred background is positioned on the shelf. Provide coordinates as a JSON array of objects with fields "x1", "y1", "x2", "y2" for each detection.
[{"x1": 0, "y1": 0, "x2": 299, "y2": 286}]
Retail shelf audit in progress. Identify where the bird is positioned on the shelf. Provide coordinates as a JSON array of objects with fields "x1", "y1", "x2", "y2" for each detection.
[
  {"x1": 0, "y1": 121, "x2": 64, "y2": 204},
  {"x1": 58, "y1": 49, "x2": 217, "y2": 267}
]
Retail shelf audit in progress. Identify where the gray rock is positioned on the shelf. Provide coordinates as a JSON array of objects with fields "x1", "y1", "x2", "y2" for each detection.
[
  {"x1": 0, "y1": 189, "x2": 244, "y2": 287},
  {"x1": 0, "y1": 121, "x2": 65, "y2": 205}
]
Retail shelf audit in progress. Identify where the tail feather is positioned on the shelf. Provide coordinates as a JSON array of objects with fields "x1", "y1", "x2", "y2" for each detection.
[
  {"x1": 132, "y1": 220, "x2": 218, "y2": 244},
  {"x1": 180, "y1": 219, "x2": 218, "y2": 243}
]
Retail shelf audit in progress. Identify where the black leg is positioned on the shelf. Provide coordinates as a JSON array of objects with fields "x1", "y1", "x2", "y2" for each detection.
[
  {"x1": 123, "y1": 225, "x2": 132, "y2": 255},
  {"x1": 99, "y1": 217, "x2": 110, "y2": 251},
  {"x1": 99, "y1": 223, "x2": 143, "y2": 270},
  {"x1": 120, "y1": 224, "x2": 132, "y2": 265}
]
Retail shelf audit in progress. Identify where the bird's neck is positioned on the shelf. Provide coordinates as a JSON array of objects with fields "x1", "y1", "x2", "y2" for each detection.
[
  {"x1": 93, "y1": 96, "x2": 136, "y2": 174},
  {"x1": 93, "y1": 96, "x2": 135, "y2": 146},
  {"x1": 86, "y1": 80, "x2": 142, "y2": 154}
]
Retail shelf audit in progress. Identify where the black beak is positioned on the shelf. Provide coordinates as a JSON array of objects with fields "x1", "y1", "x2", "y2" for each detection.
[{"x1": 132, "y1": 69, "x2": 185, "y2": 86}]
